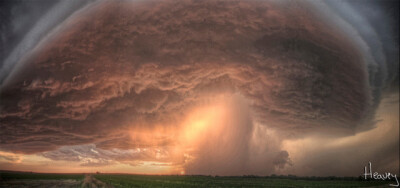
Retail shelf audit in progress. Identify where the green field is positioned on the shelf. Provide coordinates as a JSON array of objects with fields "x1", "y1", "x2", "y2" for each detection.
[
  {"x1": 0, "y1": 171, "x2": 84, "y2": 181},
  {"x1": 0, "y1": 171, "x2": 392, "y2": 187},
  {"x1": 94, "y1": 174, "x2": 390, "y2": 188}
]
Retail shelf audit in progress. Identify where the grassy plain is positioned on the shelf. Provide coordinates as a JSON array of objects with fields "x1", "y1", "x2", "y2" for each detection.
[
  {"x1": 0, "y1": 171, "x2": 392, "y2": 187},
  {"x1": 0, "y1": 171, "x2": 84, "y2": 181},
  {"x1": 94, "y1": 174, "x2": 390, "y2": 188}
]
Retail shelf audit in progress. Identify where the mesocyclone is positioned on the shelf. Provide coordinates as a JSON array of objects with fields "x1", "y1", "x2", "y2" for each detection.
[{"x1": 0, "y1": 0, "x2": 397, "y2": 176}]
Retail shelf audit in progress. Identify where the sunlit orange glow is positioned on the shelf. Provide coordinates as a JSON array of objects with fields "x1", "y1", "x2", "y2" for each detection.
[
  {"x1": 182, "y1": 102, "x2": 227, "y2": 147},
  {"x1": 0, "y1": 151, "x2": 23, "y2": 163},
  {"x1": 123, "y1": 94, "x2": 233, "y2": 173}
]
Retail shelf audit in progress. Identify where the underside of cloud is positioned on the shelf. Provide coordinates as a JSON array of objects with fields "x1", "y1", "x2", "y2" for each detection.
[{"x1": 0, "y1": 0, "x2": 397, "y2": 175}]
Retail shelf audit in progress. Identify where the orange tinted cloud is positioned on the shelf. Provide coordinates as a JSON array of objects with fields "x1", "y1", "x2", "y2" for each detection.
[{"x1": 0, "y1": 0, "x2": 398, "y2": 176}]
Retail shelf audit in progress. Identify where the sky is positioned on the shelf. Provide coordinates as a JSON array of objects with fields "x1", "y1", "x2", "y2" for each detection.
[{"x1": 0, "y1": 0, "x2": 398, "y2": 176}]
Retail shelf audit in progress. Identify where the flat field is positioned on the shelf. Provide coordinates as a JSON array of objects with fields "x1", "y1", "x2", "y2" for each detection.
[
  {"x1": 94, "y1": 174, "x2": 390, "y2": 188},
  {"x1": 0, "y1": 171, "x2": 392, "y2": 187},
  {"x1": 0, "y1": 171, "x2": 84, "y2": 187},
  {"x1": 0, "y1": 171, "x2": 84, "y2": 181}
]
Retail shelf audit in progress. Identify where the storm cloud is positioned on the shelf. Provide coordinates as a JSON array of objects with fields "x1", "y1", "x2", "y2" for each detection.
[{"x1": 0, "y1": 0, "x2": 398, "y2": 175}]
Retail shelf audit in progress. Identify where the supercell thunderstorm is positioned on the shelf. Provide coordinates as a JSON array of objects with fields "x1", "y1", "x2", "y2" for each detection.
[{"x1": 0, "y1": 0, "x2": 398, "y2": 175}]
